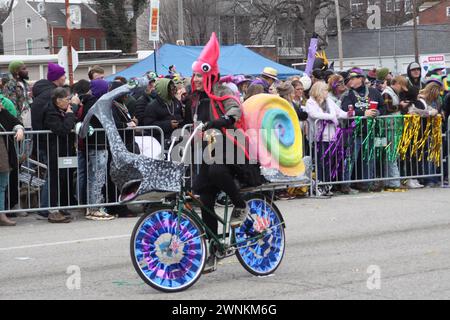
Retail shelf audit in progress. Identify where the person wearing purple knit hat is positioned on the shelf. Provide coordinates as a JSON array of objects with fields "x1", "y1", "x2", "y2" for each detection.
[
  {"x1": 90, "y1": 79, "x2": 109, "y2": 99},
  {"x1": 31, "y1": 62, "x2": 75, "y2": 219},
  {"x1": 47, "y1": 63, "x2": 66, "y2": 86}
]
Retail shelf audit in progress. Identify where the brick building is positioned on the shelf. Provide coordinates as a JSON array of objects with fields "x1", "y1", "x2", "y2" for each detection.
[
  {"x1": 2, "y1": 0, "x2": 107, "y2": 55},
  {"x1": 418, "y1": 0, "x2": 450, "y2": 25}
]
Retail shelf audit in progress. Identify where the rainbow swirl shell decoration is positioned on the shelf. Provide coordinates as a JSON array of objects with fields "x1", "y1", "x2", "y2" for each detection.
[{"x1": 242, "y1": 94, "x2": 305, "y2": 177}]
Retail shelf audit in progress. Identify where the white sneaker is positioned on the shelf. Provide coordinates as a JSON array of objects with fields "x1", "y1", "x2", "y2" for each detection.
[
  {"x1": 12, "y1": 204, "x2": 28, "y2": 217},
  {"x1": 86, "y1": 207, "x2": 115, "y2": 221},
  {"x1": 406, "y1": 179, "x2": 422, "y2": 189},
  {"x1": 412, "y1": 179, "x2": 424, "y2": 188}
]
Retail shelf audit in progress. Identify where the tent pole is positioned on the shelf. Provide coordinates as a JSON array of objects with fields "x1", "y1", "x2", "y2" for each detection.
[{"x1": 153, "y1": 41, "x2": 158, "y2": 74}]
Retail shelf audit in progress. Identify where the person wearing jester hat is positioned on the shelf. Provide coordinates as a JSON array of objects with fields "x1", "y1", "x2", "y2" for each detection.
[{"x1": 185, "y1": 33, "x2": 258, "y2": 272}]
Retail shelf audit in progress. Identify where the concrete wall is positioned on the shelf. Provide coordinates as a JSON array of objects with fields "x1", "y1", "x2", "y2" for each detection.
[
  {"x1": 330, "y1": 53, "x2": 450, "y2": 75},
  {"x1": 2, "y1": 0, "x2": 50, "y2": 55}
]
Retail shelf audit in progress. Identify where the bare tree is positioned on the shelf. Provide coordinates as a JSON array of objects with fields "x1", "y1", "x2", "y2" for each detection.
[
  {"x1": 0, "y1": 0, "x2": 13, "y2": 54},
  {"x1": 93, "y1": 0, "x2": 147, "y2": 52},
  {"x1": 339, "y1": 0, "x2": 427, "y2": 30},
  {"x1": 250, "y1": 0, "x2": 333, "y2": 52}
]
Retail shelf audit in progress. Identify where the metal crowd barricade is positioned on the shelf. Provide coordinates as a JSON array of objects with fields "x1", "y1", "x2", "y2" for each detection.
[
  {"x1": 0, "y1": 126, "x2": 165, "y2": 215},
  {"x1": 447, "y1": 115, "x2": 450, "y2": 185},
  {"x1": 312, "y1": 115, "x2": 444, "y2": 193}
]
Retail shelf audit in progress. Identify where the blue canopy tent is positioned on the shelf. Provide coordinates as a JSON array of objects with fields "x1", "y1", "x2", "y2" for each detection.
[{"x1": 107, "y1": 44, "x2": 302, "y2": 81}]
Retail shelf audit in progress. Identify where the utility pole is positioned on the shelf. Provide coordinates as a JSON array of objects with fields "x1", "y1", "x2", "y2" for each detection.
[
  {"x1": 65, "y1": 0, "x2": 74, "y2": 85},
  {"x1": 412, "y1": 0, "x2": 420, "y2": 63},
  {"x1": 177, "y1": 0, "x2": 184, "y2": 42},
  {"x1": 334, "y1": 0, "x2": 343, "y2": 71}
]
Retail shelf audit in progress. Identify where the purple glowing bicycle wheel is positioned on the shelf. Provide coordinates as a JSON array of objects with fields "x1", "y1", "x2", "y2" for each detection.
[
  {"x1": 235, "y1": 195, "x2": 285, "y2": 276},
  {"x1": 131, "y1": 209, "x2": 206, "y2": 292}
]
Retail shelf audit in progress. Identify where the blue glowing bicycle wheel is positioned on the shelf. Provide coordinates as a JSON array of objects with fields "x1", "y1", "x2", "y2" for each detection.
[
  {"x1": 131, "y1": 209, "x2": 206, "y2": 292},
  {"x1": 235, "y1": 195, "x2": 285, "y2": 276}
]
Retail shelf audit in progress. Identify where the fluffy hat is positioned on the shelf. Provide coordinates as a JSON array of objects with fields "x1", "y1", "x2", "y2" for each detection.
[{"x1": 47, "y1": 63, "x2": 66, "y2": 82}]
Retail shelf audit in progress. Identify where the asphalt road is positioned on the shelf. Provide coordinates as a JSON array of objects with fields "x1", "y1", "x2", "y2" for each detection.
[{"x1": 1, "y1": 188, "x2": 450, "y2": 300}]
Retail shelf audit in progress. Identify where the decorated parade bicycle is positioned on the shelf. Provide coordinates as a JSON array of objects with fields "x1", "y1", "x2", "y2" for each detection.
[
  {"x1": 80, "y1": 78, "x2": 308, "y2": 292},
  {"x1": 78, "y1": 30, "x2": 310, "y2": 292},
  {"x1": 128, "y1": 123, "x2": 288, "y2": 292}
]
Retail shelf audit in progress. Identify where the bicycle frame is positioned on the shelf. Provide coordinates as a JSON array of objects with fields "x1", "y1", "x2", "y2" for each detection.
[
  {"x1": 173, "y1": 186, "x2": 277, "y2": 255},
  {"x1": 168, "y1": 123, "x2": 275, "y2": 255}
]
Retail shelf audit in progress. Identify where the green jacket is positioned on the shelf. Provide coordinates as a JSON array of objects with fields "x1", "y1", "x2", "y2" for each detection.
[{"x1": 0, "y1": 94, "x2": 18, "y2": 118}]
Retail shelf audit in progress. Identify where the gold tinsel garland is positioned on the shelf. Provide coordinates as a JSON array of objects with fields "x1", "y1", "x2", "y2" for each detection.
[
  {"x1": 428, "y1": 115, "x2": 442, "y2": 167},
  {"x1": 397, "y1": 115, "x2": 442, "y2": 167}
]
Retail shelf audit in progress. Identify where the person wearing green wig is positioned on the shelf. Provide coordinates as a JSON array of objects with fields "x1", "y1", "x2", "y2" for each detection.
[{"x1": 2, "y1": 60, "x2": 32, "y2": 128}]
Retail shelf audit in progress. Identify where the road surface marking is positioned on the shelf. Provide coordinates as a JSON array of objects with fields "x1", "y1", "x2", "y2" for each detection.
[{"x1": 0, "y1": 235, "x2": 130, "y2": 252}]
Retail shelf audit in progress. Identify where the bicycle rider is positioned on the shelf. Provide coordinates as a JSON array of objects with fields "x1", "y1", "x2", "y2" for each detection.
[{"x1": 184, "y1": 33, "x2": 249, "y2": 272}]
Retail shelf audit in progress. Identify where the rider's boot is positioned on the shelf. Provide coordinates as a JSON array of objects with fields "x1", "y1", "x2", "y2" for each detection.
[
  {"x1": 230, "y1": 205, "x2": 248, "y2": 228},
  {"x1": 203, "y1": 241, "x2": 217, "y2": 274},
  {"x1": 203, "y1": 255, "x2": 217, "y2": 274}
]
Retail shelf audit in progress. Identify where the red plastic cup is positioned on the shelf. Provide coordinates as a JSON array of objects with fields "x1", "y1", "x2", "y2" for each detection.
[{"x1": 369, "y1": 101, "x2": 378, "y2": 110}]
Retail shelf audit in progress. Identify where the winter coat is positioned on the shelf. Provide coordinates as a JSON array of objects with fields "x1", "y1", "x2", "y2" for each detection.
[
  {"x1": 142, "y1": 79, "x2": 184, "y2": 142},
  {"x1": 42, "y1": 102, "x2": 77, "y2": 159},
  {"x1": 42, "y1": 102, "x2": 77, "y2": 207},
  {"x1": 31, "y1": 79, "x2": 57, "y2": 131},
  {"x1": 2, "y1": 77, "x2": 32, "y2": 125},
  {"x1": 112, "y1": 100, "x2": 140, "y2": 153},
  {"x1": 31, "y1": 79, "x2": 57, "y2": 152},
  {"x1": 382, "y1": 86, "x2": 402, "y2": 115},
  {"x1": 135, "y1": 91, "x2": 157, "y2": 129},
  {"x1": 0, "y1": 108, "x2": 24, "y2": 172},
  {"x1": 306, "y1": 97, "x2": 348, "y2": 142},
  {"x1": 185, "y1": 83, "x2": 241, "y2": 125},
  {"x1": 0, "y1": 94, "x2": 18, "y2": 118},
  {"x1": 406, "y1": 62, "x2": 424, "y2": 91},
  {"x1": 79, "y1": 94, "x2": 109, "y2": 150},
  {"x1": 341, "y1": 85, "x2": 386, "y2": 116}
]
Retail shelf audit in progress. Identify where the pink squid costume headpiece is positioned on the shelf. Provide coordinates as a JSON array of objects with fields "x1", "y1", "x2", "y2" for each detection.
[{"x1": 192, "y1": 32, "x2": 222, "y2": 99}]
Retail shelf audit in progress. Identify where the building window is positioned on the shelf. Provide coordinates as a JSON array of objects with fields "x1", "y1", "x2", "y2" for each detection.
[
  {"x1": 386, "y1": 0, "x2": 394, "y2": 12},
  {"x1": 102, "y1": 39, "x2": 107, "y2": 50},
  {"x1": 90, "y1": 38, "x2": 96, "y2": 50},
  {"x1": 26, "y1": 18, "x2": 31, "y2": 29},
  {"x1": 57, "y1": 36, "x2": 64, "y2": 49},
  {"x1": 79, "y1": 37, "x2": 85, "y2": 51},
  {"x1": 26, "y1": 39, "x2": 32, "y2": 55},
  {"x1": 277, "y1": 36, "x2": 283, "y2": 47},
  {"x1": 351, "y1": 0, "x2": 364, "y2": 13},
  {"x1": 447, "y1": 7, "x2": 450, "y2": 17},
  {"x1": 395, "y1": 0, "x2": 402, "y2": 12},
  {"x1": 405, "y1": 0, "x2": 412, "y2": 14},
  {"x1": 37, "y1": 2, "x2": 44, "y2": 14}
]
